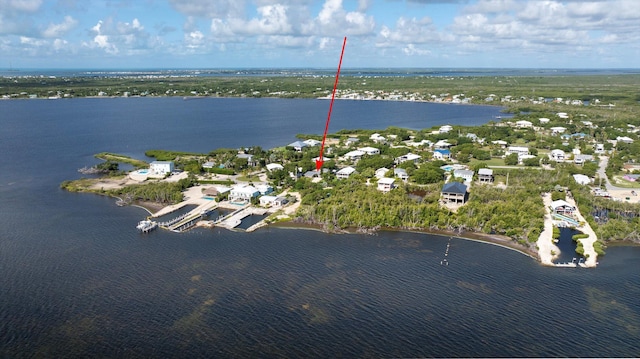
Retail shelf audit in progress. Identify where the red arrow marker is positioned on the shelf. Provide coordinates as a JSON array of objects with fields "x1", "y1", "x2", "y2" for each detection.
[{"x1": 316, "y1": 36, "x2": 347, "y2": 172}]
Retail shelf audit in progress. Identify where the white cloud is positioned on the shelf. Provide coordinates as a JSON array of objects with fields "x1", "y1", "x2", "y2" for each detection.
[
  {"x1": 304, "y1": 0, "x2": 375, "y2": 36},
  {"x1": 0, "y1": 0, "x2": 43, "y2": 13},
  {"x1": 42, "y1": 15, "x2": 78, "y2": 38}
]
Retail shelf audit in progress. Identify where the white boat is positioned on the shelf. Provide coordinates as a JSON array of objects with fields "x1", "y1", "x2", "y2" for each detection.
[{"x1": 136, "y1": 219, "x2": 157, "y2": 233}]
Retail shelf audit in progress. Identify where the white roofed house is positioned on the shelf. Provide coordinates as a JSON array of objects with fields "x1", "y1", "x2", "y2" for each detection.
[
  {"x1": 453, "y1": 169, "x2": 474, "y2": 183},
  {"x1": 358, "y1": 146, "x2": 380, "y2": 155},
  {"x1": 266, "y1": 163, "x2": 284, "y2": 172},
  {"x1": 515, "y1": 120, "x2": 533, "y2": 128},
  {"x1": 550, "y1": 199, "x2": 575, "y2": 216},
  {"x1": 573, "y1": 174, "x2": 592, "y2": 185},
  {"x1": 394, "y1": 168, "x2": 409, "y2": 182},
  {"x1": 303, "y1": 139, "x2": 322, "y2": 147},
  {"x1": 506, "y1": 146, "x2": 529, "y2": 157},
  {"x1": 377, "y1": 177, "x2": 396, "y2": 192},
  {"x1": 395, "y1": 153, "x2": 421, "y2": 165},
  {"x1": 336, "y1": 166, "x2": 357, "y2": 180},
  {"x1": 549, "y1": 149, "x2": 566, "y2": 162},
  {"x1": 370, "y1": 133, "x2": 387, "y2": 144},
  {"x1": 150, "y1": 161, "x2": 174, "y2": 175},
  {"x1": 229, "y1": 185, "x2": 260, "y2": 203},
  {"x1": 574, "y1": 154, "x2": 594, "y2": 165},
  {"x1": 343, "y1": 150, "x2": 366, "y2": 161},
  {"x1": 550, "y1": 127, "x2": 567, "y2": 135},
  {"x1": 439, "y1": 125, "x2": 453, "y2": 133},
  {"x1": 375, "y1": 168, "x2": 389, "y2": 179},
  {"x1": 288, "y1": 141, "x2": 308, "y2": 152}
]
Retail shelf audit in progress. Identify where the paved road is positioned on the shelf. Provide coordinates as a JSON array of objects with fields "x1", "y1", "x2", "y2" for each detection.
[{"x1": 597, "y1": 156, "x2": 631, "y2": 191}]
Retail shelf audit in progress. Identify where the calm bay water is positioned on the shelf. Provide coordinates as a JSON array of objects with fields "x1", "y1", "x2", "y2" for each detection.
[{"x1": 1, "y1": 97, "x2": 639, "y2": 358}]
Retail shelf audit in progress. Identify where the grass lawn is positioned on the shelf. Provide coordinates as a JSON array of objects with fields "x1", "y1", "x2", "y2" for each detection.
[{"x1": 469, "y1": 157, "x2": 506, "y2": 167}]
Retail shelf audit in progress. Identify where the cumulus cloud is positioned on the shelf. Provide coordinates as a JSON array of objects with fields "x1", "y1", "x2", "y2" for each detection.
[
  {"x1": 303, "y1": 0, "x2": 376, "y2": 36},
  {"x1": 42, "y1": 15, "x2": 78, "y2": 38}
]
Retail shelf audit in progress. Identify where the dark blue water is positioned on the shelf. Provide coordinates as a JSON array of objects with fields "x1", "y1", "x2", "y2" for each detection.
[{"x1": 1, "y1": 98, "x2": 639, "y2": 358}]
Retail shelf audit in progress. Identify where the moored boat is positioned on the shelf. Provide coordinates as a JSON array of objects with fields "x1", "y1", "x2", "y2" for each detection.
[{"x1": 136, "y1": 219, "x2": 157, "y2": 233}]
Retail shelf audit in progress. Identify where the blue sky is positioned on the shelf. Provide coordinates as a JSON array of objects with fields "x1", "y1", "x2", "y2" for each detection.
[{"x1": 1, "y1": 0, "x2": 638, "y2": 69}]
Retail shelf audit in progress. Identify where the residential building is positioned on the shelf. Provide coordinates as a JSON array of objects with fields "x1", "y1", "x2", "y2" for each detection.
[
  {"x1": 550, "y1": 127, "x2": 567, "y2": 135},
  {"x1": 288, "y1": 141, "x2": 308, "y2": 151},
  {"x1": 344, "y1": 150, "x2": 365, "y2": 161},
  {"x1": 394, "y1": 168, "x2": 409, "y2": 182},
  {"x1": 259, "y1": 195, "x2": 289, "y2": 207},
  {"x1": 150, "y1": 161, "x2": 174, "y2": 175},
  {"x1": 549, "y1": 149, "x2": 566, "y2": 162},
  {"x1": 358, "y1": 146, "x2": 380, "y2": 155},
  {"x1": 453, "y1": 169, "x2": 474, "y2": 182},
  {"x1": 336, "y1": 166, "x2": 356, "y2": 179},
  {"x1": 506, "y1": 146, "x2": 529, "y2": 157},
  {"x1": 229, "y1": 185, "x2": 260, "y2": 202},
  {"x1": 574, "y1": 154, "x2": 594, "y2": 165},
  {"x1": 515, "y1": 120, "x2": 533, "y2": 128},
  {"x1": 441, "y1": 182, "x2": 468, "y2": 204},
  {"x1": 439, "y1": 125, "x2": 453, "y2": 133},
  {"x1": 266, "y1": 163, "x2": 284, "y2": 172},
  {"x1": 370, "y1": 133, "x2": 387, "y2": 144},
  {"x1": 375, "y1": 168, "x2": 389, "y2": 179},
  {"x1": 433, "y1": 149, "x2": 451, "y2": 160},
  {"x1": 396, "y1": 153, "x2": 421, "y2": 164},
  {"x1": 303, "y1": 139, "x2": 322, "y2": 147},
  {"x1": 377, "y1": 177, "x2": 396, "y2": 192},
  {"x1": 550, "y1": 199, "x2": 575, "y2": 215},
  {"x1": 573, "y1": 174, "x2": 591, "y2": 185},
  {"x1": 478, "y1": 168, "x2": 494, "y2": 183}
]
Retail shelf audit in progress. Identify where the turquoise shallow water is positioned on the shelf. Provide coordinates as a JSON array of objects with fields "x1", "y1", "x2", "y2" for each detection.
[{"x1": 1, "y1": 97, "x2": 639, "y2": 358}]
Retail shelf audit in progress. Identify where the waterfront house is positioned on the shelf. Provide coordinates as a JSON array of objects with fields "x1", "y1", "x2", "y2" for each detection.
[
  {"x1": 303, "y1": 139, "x2": 322, "y2": 147},
  {"x1": 229, "y1": 185, "x2": 260, "y2": 202},
  {"x1": 288, "y1": 141, "x2": 308, "y2": 152},
  {"x1": 150, "y1": 161, "x2": 174, "y2": 175},
  {"x1": 259, "y1": 195, "x2": 289, "y2": 207},
  {"x1": 478, "y1": 168, "x2": 494, "y2": 183},
  {"x1": 203, "y1": 161, "x2": 215, "y2": 169},
  {"x1": 441, "y1": 182, "x2": 467, "y2": 204},
  {"x1": 550, "y1": 199, "x2": 575, "y2": 216},
  {"x1": 453, "y1": 169, "x2": 474, "y2": 182},
  {"x1": 439, "y1": 125, "x2": 453, "y2": 133},
  {"x1": 377, "y1": 177, "x2": 396, "y2": 192},
  {"x1": 336, "y1": 166, "x2": 356, "y2": 180},
  {"x1": 256, "y1": 184, "x2": 273, "y2": 195}
]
